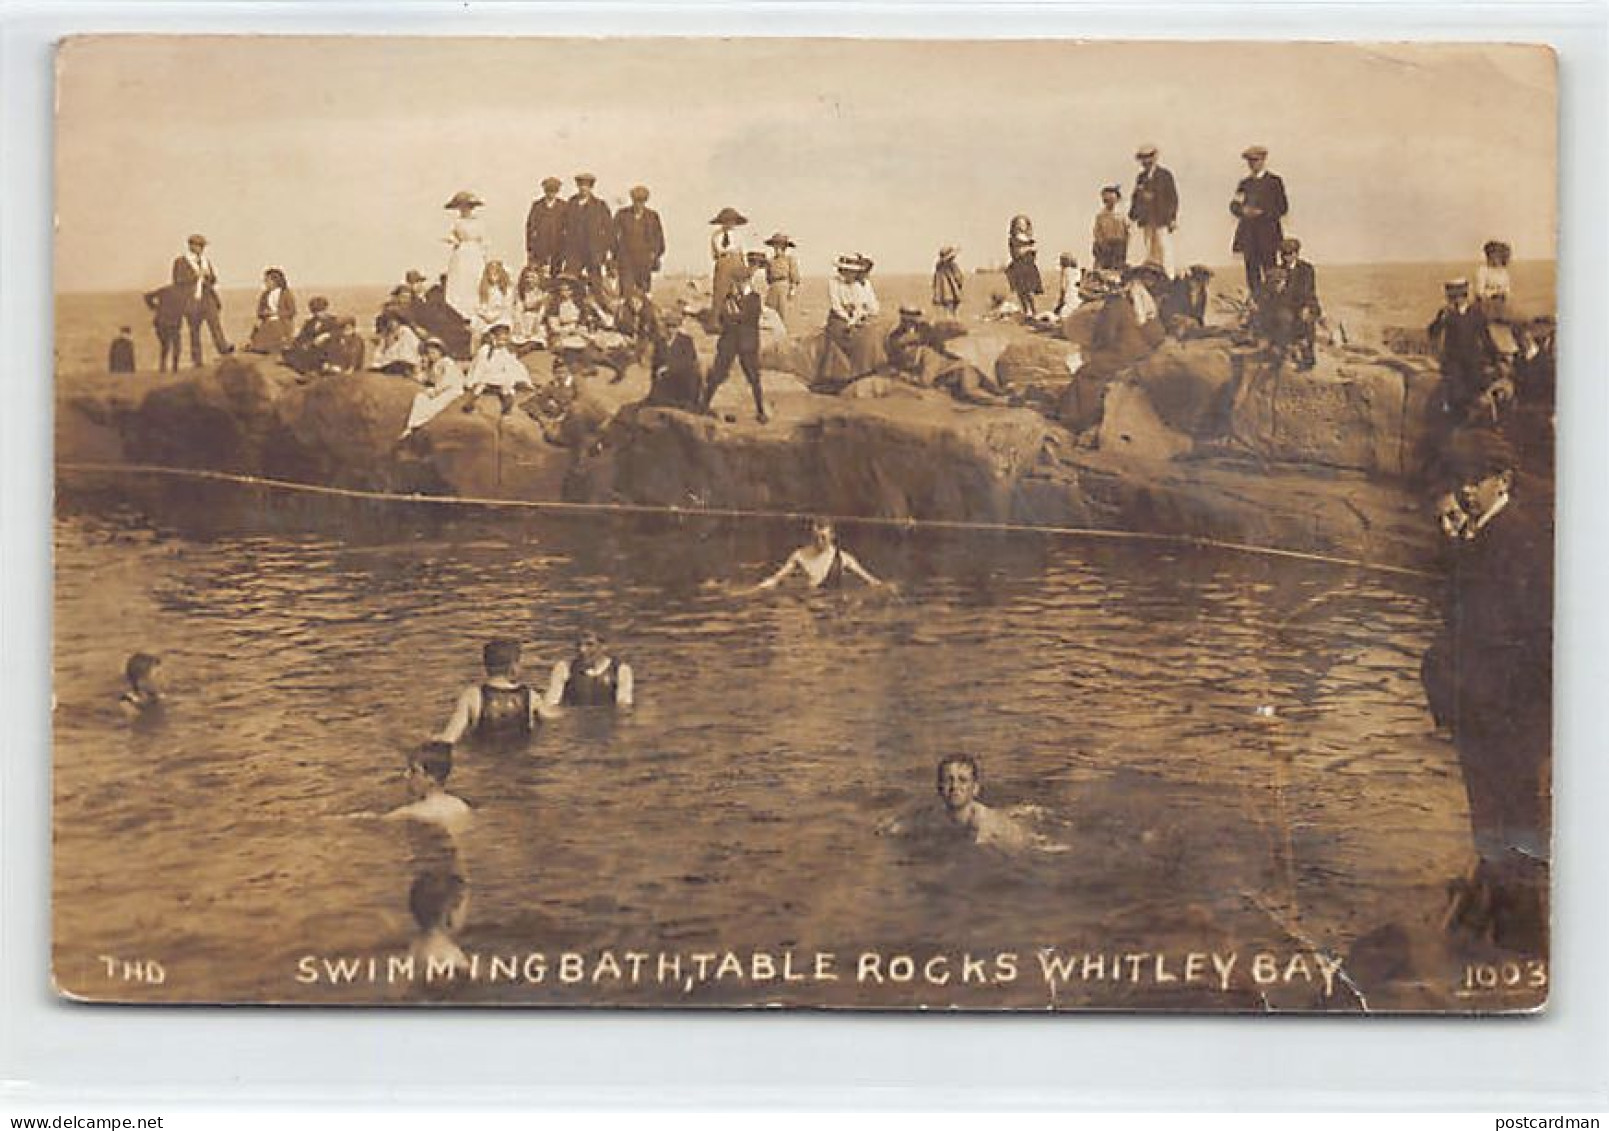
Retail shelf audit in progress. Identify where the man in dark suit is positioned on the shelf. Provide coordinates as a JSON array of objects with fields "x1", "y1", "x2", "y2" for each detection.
[
  {"x1": 1128, "y1": 144, "x2": 1179, "y2": 277},
  {"x1": 563, "y1": 173, "x2": 615, "y2": 297},
  {"x1": 171, "y1": 233, "x2": 233, "y2": 366},
  {"x1": 1276, "y1": 237, "x2": 1321, "y2": 368},
  {"x1": 1229, "y1": 146, "x2": 1289, "y2": 293},
  {"x1": 613, "y1": 184, "x2": 666, "y2": 303},
  {"x1": 524, "y1": 177, "x2": 569, "y2": 280}
]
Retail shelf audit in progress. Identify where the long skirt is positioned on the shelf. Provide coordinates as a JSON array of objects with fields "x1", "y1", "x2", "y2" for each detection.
[
  {"x1": 403, "y1": 384, "x2": 466, "y2": 434},
  {"x1": 764, "y1": 281, "x2": 792, "y2": 327},
  {"x1": 246, "y1": 316, "x2": 293, "y2": 354},
  {"x1": 711, "y1": 252, "x2": 746, "y2": 309},
  {"x1": 815, "y1": 315, "x2": 882, "y2": 387}
]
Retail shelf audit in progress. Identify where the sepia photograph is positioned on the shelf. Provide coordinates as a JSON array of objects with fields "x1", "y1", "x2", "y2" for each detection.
[{"x1": 51, "y1": 36, "x2": 1556, "y2": 1012}]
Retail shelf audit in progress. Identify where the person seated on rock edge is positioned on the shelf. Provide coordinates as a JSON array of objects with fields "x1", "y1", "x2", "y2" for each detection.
[
  {"x1": 543, "y1": 276, "x2": 598, "y2": 383},
  {"x1": 884, "y1": 306, "x2": 1010, "y2": 407},
  {"x1": 399, "y1": 337, "x2": 468, "y2": 441},
  {"x1": 407, "y1": 869, "x2": 471, "y2": 977},
  {"x1": 751, "y1": 518, "x2": 887, "y2": 592},
  {"x1": 702, "y1": 252, "x2": 770, "y2": 424},
  {"x1": 384, "y1": 740, "x2": 473, "y2": 836},
  {"x1": 643, "y1": 304, "x2": 705, "y2": 412},
  {"x1": 436, "y1": 638, "x2": 553, "y2": 747},
  {"x1": 370, "y1": 310, "x2": 423, "y2": 377},
  {"x1": 320, "y1": 316, "x2": 367, "y2": 376},
  {"x1": 119, "y1": 651, "x2": 164, "y2": 721},
  {"x1": 980, "y1": 290, "x2": 1022, "y2": 323},
  {"x1": 281, "y1": 295, "x2": 339, "y2": 376},
  {"x1": 461, "y1": 323, "x2": 535, "y2": 415},
  {"x1": 814, "y1": 253, "x2": 882, "y2": 393},
  {"x1": 1273, "y1": 238, "x2": 1320, "y2": 368},
  {"x1": 1159, "y1": 264, "x2": 1214, "y2": 335},
  {"x1": 543, "y1": 626, "x2": 634, "y2": 709},
  {"x1": 879, "y1": 754, "x2": 1068, "y2": 852},
  {"x1": 108, "y1": 326, "x2": 137, "y2": 373}
]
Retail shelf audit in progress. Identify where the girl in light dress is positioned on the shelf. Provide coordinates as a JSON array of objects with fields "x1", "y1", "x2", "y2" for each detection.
[
  {"x1": 473, "y1": 260, "x2": 515, "y2": 345},
  {"x1": 443, "y1": 191, "x2": 488, "y2": 320},
  {"x1": 512, "y1": 265, "x2": 548, "y2": 347},
  {"x1": 1004, "y1": 214, "x2": 1044, "y2": 318},
  {"x1": 398, "y1": 337, "x2": 467, "y2": 441}
]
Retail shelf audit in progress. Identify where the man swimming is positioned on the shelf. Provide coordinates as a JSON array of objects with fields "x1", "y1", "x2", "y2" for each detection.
[
  {"x1": 543, "y1": 627, "x2": 634, "y2": 709},
  {"x1": 406, "y1": 870, "x2": 471, "y2": 976},
  {"x1": 881, "y1": 754, "x2": 1067, "y2": 853},
  {"x1": 384, "y1": 741, "x2": 473, "y2": 836},
  {"x1": 437, "y1": 638, "x2": 551, "y2": 746},
  {"x1": 118, "y1": 652, "x2": 164, "y2": 720},
  {"x1": 751, "y1": 519, "x2": 887, "y2": 591}
]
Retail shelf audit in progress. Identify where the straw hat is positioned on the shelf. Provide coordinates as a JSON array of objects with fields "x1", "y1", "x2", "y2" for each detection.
[
  {"x1": 710, "y1": 207, "x2": 748, "y2": 226},
  {"x1": 444, "y1": 191, "x2": 484, "y2": 210},
  {"x1": 765, "y1": 232, "x2": 796, "y2": 248}
]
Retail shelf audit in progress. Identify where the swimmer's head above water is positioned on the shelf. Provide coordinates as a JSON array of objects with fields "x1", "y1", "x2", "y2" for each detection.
[
  {"x1": 809, "y1": 519, "x2": 836, "y2": 550},
  {"x1": 123, "y1": 652, "x2": 163, "y2": 703},
  {"x1": 574, "y1": 626, "x2": 607, "y2": 668},
  {"x1": 482, "y1": 638, "x2": 522, "y2": 678},
  {"x1": 406, "y1": 740, "x2": 454, "y2": 798},
  {"x1": 936, "y1": 754, "x2": 982, "y2": 815}
]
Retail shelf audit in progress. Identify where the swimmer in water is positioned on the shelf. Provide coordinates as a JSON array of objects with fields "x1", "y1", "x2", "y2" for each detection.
[
  {"x1": 437, "y1": 638, "x2": 552, "y2": 745},
  {"x1": 751, "y1": 518, "x2": 887, "y2": 592},
  {"x1": 543, "y1": 626, "x2": 634, "y2": 709},
  {"x1": 881, "y1": 754, "x2": 1067, "y2": 852},
  {"x1": 406, "y1": 869, "x2": 471, "y2": 975},
  {"x1": 384, "y1": 741, "x2": 473, "y2": 836},
  {"x1": 119, "y1": 652, "x2": 164, "y2": 720}
]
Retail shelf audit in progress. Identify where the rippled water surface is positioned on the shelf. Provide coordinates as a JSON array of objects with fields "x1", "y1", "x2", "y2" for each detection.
[{"x1": 53, "y1": 481, "x2": 1473, "y2": 1009}]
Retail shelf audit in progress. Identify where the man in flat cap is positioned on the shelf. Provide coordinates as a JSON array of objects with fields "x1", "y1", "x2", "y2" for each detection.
[
  {"x1": 564, "y1": 173, "x2": 615, "y2": 296},
  {"x1": 1229, "y1": 146, "x2": 1289, "y2": 293},
  {"x1": 613, "y1": 185, "x2": 666, "y2": 304},
  {"x1": 170, "y1": 233, "x2": 233, "y2": 366},
  {"x1": 1421, "y1": 427, "x2": 1552, "y2": 955},
  {"x1": 1129, "y1": 145, "x2": 1179, "y2": 277},
  {"x1": 525, "y1": 176, "x2": 570, "y2": 281}
]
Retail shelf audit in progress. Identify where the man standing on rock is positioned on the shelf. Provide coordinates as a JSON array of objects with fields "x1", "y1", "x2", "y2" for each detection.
[
  {"x1": 1230, "y1": 145, "x2": 1289, "y2": 294},
  {"x1": 171, "y1": 233, "x2": 233, "y2": 367},
  {"x1": 564, "y1": 173, "x2": 615, "y2": 298},
  {"x1": 525, "y1": 177, "x2": 569, "y2": 281},
  {"x1": 612, "y1": 185, "x2": 666, "y2": 304},
  {"x1": 1128, "y1": 145, "x2": 1178, "y2": 278}
]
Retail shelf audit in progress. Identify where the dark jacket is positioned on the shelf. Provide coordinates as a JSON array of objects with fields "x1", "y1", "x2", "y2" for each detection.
[
  {"x1": 1230, "y1": 172, "x2": 1289, "y2": 255},
  {"x1": 613, "y1": 206, "x2": 666, "y2": 271},
  {"x1": 718, "y1": 288, "x2": 763, "y2": 349},
  {"x1": 564, "y1": 194, "x2": 614, "y2": 269},
  {"x1": 143, "y1": 283, "x2": 187, "y2": 328},
  {"x1": 647, "y1": 332, "x2": 703, "y2": 409},
  {"x1": 1428, "y1": 304, "x2": 1496, "y2": 370},
  {"x1": 1129, "y1": 165, "x2": 1179, "y2": 228},
  {"x1": 1283, "y1": 258, "x2": 1320, "y2": 315},
  {"x1": 170, "y1": 254, "x2": 221, "y2": 313},
  {"x1": 525, "y1": 195, "x2": 569, "y2": 263}
]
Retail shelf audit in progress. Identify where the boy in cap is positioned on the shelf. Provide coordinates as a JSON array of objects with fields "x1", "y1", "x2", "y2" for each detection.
[
  {"x1": 525, "y1": 177, "x2": 569, "y2": 280},
  {"x1": 1229, "y1": 145, "x2": 1289, "y2": 293},
  {"x1": 702, "y1": 252, "x2": 770, "y2": 423},
  {"x1": 1428, "y1": 278, "x2": 1498, "y2": 419},
  {"x1": 1092, "y1": 184, "x2": 1130, "y2": 272}
]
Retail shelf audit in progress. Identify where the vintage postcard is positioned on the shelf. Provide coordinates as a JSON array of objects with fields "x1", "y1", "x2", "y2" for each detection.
[{"x1": 52, "y1": 37, "x2": 1555, "y2": 1011}]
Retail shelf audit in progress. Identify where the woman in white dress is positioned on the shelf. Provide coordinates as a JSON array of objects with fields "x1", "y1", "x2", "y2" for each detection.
[{"x1": 443, "y1": 191, "x2": 488, "y2": 319}]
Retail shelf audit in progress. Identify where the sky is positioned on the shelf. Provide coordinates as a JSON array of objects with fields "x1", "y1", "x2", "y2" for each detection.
[{"x1": 55, "y1": 37, "x2": 1557, "y2": 292}]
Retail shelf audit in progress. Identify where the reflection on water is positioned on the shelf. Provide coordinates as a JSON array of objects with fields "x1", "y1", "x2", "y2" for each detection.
[{"x1": 52, "y1": 479, "x2": 1472, "y2": 1009}]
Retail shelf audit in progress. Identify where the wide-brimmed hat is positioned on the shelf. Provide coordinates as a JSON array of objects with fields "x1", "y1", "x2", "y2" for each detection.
[
  {"x1": 405, "y1": 269, "x2": 427, "y2": 283},
  {"x1": 897, "y1": 304, "x2": 925, "y2": 319},
  {"x1": 765, "y1": 232, "x2": 796, "y2": 248},
  {"x1": 1101, "y1": 184, "x2": 1123, "y2": 197},
  {"x1": 1444, "y1": 277, "x2": 1471, "y2": 293},
  {"x1": 834, "y1": 254, "x2": 862, "y2": 273},
  {"x1": 850, "y1": 252, "x2": 875, "y2": 274},
  {"x1": 540, "y1": 176, "x2": 562, "y2": 192},
  {"x1": 444, "y1": 191, "x2": 484, "y2": 210},
  {"x1": 574, "y1": 173, "x2": 597, "y2": 186},
  {"x1": 1241, "y1": 145, "x2": 1269, "y2": 160},
  {"x1": 710, "y1": 207, "x2": 748, "y2": 226},
  {"x1": 938, "y1": 245, "x2": 959, "y2": 259},
  {"x1": 1134, "y1": 144, "x2": 1158, "y2": 159}
]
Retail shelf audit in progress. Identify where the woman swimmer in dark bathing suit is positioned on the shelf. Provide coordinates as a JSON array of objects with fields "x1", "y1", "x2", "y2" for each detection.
[{"x1": 750, "y1": 519, "x2": 888, "y2": 592}]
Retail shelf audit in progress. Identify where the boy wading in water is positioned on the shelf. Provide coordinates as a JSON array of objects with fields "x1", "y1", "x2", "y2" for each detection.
[
  {"x1": 437, "y1": 638, "x2": 552, "y2": 746},
  {"x1": 544, "y1": 627, "x2": 634, "y2": 709},
  {"x1": 751, "y1": 519, "x2": 887, "y2": 592},
  {"x1": 385, "y1": 740, "x2": 473, "y2": 836},
  {"x1": 119, "y1": 652, "x2": 165, "y2": 721}
]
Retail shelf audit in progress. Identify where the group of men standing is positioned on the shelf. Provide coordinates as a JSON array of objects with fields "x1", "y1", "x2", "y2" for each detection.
[
  {"x1": 1120, "y1": 142, "x2": 1291, "y2": 293},
  {"x1": 524, "y1": 174, "x2": 667, "y2": 302}
]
